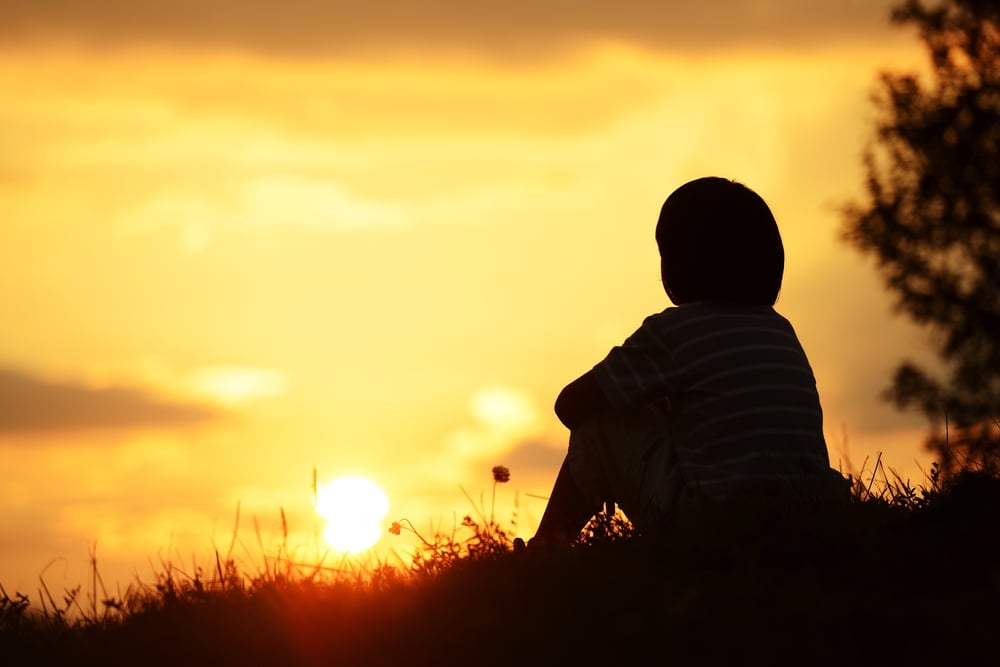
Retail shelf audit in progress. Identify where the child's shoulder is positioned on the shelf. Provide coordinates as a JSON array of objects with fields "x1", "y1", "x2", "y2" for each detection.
[
  {"x1": 654, "y1": 301, "x2": 779, "y2": 321},
  {"x1": 645, "y1": 301, "x2": 789, "y2": 334}
]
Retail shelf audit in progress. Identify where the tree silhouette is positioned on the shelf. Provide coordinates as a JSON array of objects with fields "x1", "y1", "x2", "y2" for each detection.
[{"x1": 842, "y1": 0, "x2": 999, "y2": 476}]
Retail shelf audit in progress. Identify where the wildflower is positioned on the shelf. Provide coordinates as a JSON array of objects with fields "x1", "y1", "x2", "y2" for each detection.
[
  {"x1": 389, "y1": 521, "x2": 402, "y2": 535},
  {"x1": 492, "y1": 465, "x2": 511, "y2": 483}
]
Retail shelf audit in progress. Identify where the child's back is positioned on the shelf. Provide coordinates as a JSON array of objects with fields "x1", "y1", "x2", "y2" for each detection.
[{"x1": 593, "y1": 301, "x2": 830, "y2": 502}]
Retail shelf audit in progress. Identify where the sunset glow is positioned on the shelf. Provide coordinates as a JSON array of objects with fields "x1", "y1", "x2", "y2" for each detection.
[{"x1": 0, "y1": 0, "x2": 939, "y2": 593}]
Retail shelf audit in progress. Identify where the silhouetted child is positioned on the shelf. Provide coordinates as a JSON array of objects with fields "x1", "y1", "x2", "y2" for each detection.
[{"x1": 533, "y1": 177, "x2": 846, "y2": 546}]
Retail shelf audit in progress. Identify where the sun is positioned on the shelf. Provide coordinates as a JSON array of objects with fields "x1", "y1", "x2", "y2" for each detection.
[{"x1": 315, "y1": 476, "x2": 390, "y2": 554}]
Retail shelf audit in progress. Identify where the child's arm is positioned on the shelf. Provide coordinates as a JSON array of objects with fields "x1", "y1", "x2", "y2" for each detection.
[{"x1": 554, "y1": 370, "x2": 612, "y2": 430}]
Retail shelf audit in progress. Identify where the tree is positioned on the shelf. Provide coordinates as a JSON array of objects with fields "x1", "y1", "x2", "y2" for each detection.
[{"x1": 842, "y1": 0, "x2": 1000, "y2": 476}]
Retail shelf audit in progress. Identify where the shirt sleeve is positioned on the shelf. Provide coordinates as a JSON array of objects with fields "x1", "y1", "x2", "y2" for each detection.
[{"x1": 591, "y1": 311, "x2": 676, "y2": 411}]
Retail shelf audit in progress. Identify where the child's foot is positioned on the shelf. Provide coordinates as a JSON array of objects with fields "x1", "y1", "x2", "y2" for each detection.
[{"x1": 527, "y1": 527, "x2": 575, "y2": 550}]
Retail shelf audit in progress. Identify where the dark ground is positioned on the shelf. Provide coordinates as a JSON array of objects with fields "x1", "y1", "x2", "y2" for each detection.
[{"x1": 3, "y1": 470, "x2": 999, "y2": 666}]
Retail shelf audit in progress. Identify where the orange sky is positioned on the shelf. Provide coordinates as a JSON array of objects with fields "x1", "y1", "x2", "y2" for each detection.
[{"x1": 0, "y1": 0, "x2": 942, "y2": 593}]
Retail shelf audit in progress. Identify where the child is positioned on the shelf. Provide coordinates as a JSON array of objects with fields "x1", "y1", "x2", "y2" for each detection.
[{"x1": 533, "y1": 177, "x2": 845, "y2": 546}]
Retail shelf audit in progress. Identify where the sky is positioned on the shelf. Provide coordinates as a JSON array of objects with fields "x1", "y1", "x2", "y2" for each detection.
[{"x1": 0, "y1": 0, "x2": 944, "y2": 594}]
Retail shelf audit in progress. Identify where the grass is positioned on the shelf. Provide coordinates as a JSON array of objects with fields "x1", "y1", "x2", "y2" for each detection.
[{"x1": 2, "y1": 459, "x2": 999, "y2": 666}]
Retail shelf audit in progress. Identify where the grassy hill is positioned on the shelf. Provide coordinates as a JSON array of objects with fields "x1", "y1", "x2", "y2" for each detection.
[{"x1": 3, "y1": 464, "x2": 999, "y2": 666}]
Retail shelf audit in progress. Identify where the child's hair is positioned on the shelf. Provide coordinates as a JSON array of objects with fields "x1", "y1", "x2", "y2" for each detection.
[{"x1": 655, "y1": 177, "x2": 784, "y2": 305}]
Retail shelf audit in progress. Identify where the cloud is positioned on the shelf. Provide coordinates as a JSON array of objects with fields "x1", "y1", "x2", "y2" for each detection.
[
  {"x1": 190, "y1": 366, "x2": 290, "y2": 405},
  {"x1": 468, "y1": 386, "x2": 539, "y2": 433},
  {"x1": 4, "y1": 1, "x2": 899, "y2": 59},
  {"x1": 0, "y1": 367, "x2": 221, "y2": 433},
  {"x1": 130, "y1": 179, "x2": 410, "y2": 244},
  {"x1": 502, "y1": 439, "x2": 566, "y2": 479},
  {"x1": 447, "y1": 386, "x2": 543, "y2": 461}
]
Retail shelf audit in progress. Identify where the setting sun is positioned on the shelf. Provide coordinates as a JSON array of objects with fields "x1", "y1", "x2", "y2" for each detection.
[{"x1": 315, "y1": 477, "x2": 390, "y2": 554}]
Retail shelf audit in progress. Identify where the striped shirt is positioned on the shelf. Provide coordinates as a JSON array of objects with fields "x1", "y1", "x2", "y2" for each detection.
[{"x1": 592, "y1": 302, "x2": 830, "y2": 500}]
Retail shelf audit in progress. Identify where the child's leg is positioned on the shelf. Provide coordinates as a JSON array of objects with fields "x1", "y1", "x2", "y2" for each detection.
[
  {"x1": 533, "y1": 457, "x2": 602, "y2": 547},
  {"x1": 534, "y1": 408, "x2": 680, "y2": 545}
]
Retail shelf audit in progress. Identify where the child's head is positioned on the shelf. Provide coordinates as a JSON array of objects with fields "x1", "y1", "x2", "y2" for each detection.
[{"x1": 655, "y1": 177, "x2": 784, "y2": 306}]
